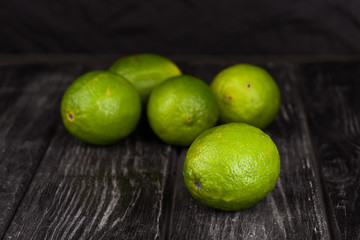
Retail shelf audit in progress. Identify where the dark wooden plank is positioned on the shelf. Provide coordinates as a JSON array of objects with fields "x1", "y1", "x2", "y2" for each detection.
[
  {"x1": 0, "y1": 64, "x2": 83, "y2": 238},
  {"x1": 3, "y1": 124, "x2": 176, "y2": 240},
  {"x1": 300, "y1": 62, "x2": 360, "y2": 240},
  {"x1": 165, "y1": 62, "x2": 331, "y2": 239}
]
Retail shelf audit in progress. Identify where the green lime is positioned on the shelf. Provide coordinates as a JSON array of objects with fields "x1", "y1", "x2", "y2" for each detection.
[
  {"x1": 60, "y1": 71, "x2": 141, "y2": 145},
  {"x1": 183, "y1": 123, "x2": 280, "y2": 211},
  {"x1": 210, "y1": 64, "x2": 281, "y2": 129},
  {"x1": 147, "y1": 75, "x2": 219, "y2": 146},
  {"x1": 109, "y1": 53, "x2": 182, "y2": 104}
]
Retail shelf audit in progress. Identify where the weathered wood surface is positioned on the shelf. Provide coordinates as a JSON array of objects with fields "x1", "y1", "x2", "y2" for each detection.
[
  {"x1": 4, "y1": 124, "x2": 176, "y2": 240},
  {"x1": 0, "y1": 65, "x2": 83, "y2": 239},
  {"x1": 301, "y1": 62, "x2": 360, "y2": 240},
  {"x1": 0, "y1": 59, "x2": 359, "y2": 240}
]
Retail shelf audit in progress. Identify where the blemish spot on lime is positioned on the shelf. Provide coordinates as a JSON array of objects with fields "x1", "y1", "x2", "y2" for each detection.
[
  {"x1": 247, "y1": 83, "x2": 251, "y2": 88},
  {"x1": 228, "y1": 96, "x2": 232, "y2": 100},
  {"x1": 185, "y1": 116, "x2": 193, "y2": 125},
  {"x1": 67, "y1": 112, "x2": 74, "y2": 121},
  {"x1": 194, "y1": 180, "x2": 201, "y2": 190}
]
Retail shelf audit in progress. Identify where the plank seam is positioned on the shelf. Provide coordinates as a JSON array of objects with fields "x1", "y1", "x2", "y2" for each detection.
[
  {"x1": 292, "y1": 63, "x2": 335, "y2": 240},
  {"x1": 0, "y1": 125, "x2": 59, "y2": 240},
  {"x1": 160, "y1": 148, "x2": 183, "y2": 240}
]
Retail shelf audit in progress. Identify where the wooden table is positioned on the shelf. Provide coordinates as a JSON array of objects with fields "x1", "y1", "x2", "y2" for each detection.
[{"x1": 0, "y1": 55, "x2": 359, "y2": 240}]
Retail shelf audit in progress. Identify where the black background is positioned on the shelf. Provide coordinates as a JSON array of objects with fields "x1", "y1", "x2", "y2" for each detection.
[{"x1": 0, "y1": 0, "x2": 359, "y2": 54}]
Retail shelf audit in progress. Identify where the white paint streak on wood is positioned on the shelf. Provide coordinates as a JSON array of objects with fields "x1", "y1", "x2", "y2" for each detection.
[
  {"x1": 276, "y1": 178, "x2": 293, "y2": 228},
  {"x1": 267, "y1": 194, "x2": 287, "y2": 239},
  {"x1": 228, "y1": 214, "x2": 239, "y2": 240},
  {"x1": 46, "y1": 182, "x2": 76, "y2": 240},
  {"x1": 280, "y1": 106, "x2": 290, "y2": 122},
  {"x1": 97, "y1": 158, "x2": 121, "y2": 232},
  {"x1": 154, "y1": 145, "x2": 171, "y2": 240},
  {"x1": 67, "y1": 216, "x2": 85, "y2": 240}
]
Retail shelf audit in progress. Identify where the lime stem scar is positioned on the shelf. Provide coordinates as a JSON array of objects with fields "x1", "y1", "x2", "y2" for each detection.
[
  {"x1": 247, "y1": 83, "x2": 251, "y2": 88},
  {"x1": 228, "y1": 96, "x2": 232, "y2": 99}
]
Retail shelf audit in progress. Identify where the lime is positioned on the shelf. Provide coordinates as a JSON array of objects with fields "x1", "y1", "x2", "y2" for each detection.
[
  {"x1": 109, "y1": 53, "x2": 182, "y2": 104},
  {"x1": 210, "y1": 64, "x2": 281, "y2": 129},
  {"x1": 183, "y1": 123, "x2": 280, "y2": 211},
  {"x1": 60, "y1": 71, "x2": 141, "y2": 145},
  {"x1": 147, "y1": 75, "x2": 219, "y2": 146}
]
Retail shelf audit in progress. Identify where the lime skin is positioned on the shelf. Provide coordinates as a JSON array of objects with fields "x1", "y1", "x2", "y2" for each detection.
[
  {"x1": 210, "y1": 64, "x2": 281, "y2": 129},
  {"x1": 109, "y1": 53, "x2": 182, "y2": 104},
  {"x1": 183, "y1": 123, "x2": 280, "y2": 211},
  {"x1": 147, "y1": 75, "x2": 219, "y2": 147},
  {"x1": 60, "y1": 71, "x2": 141, "y2": 145}
]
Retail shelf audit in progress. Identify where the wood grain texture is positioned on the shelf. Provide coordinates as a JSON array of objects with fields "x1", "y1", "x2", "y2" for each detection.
[
  {"x1": 300, "y1": 62, "x2": 360, "y2": 240},
  {"x1": 0, "y1": 64, "x2": 83, "y2": 238},
  {"x1": 165, "y1": 63, "x2": 331, "y2": 239},
  {"x1": 3, "y1": 118, "x2": 177, "y2": 240}
]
